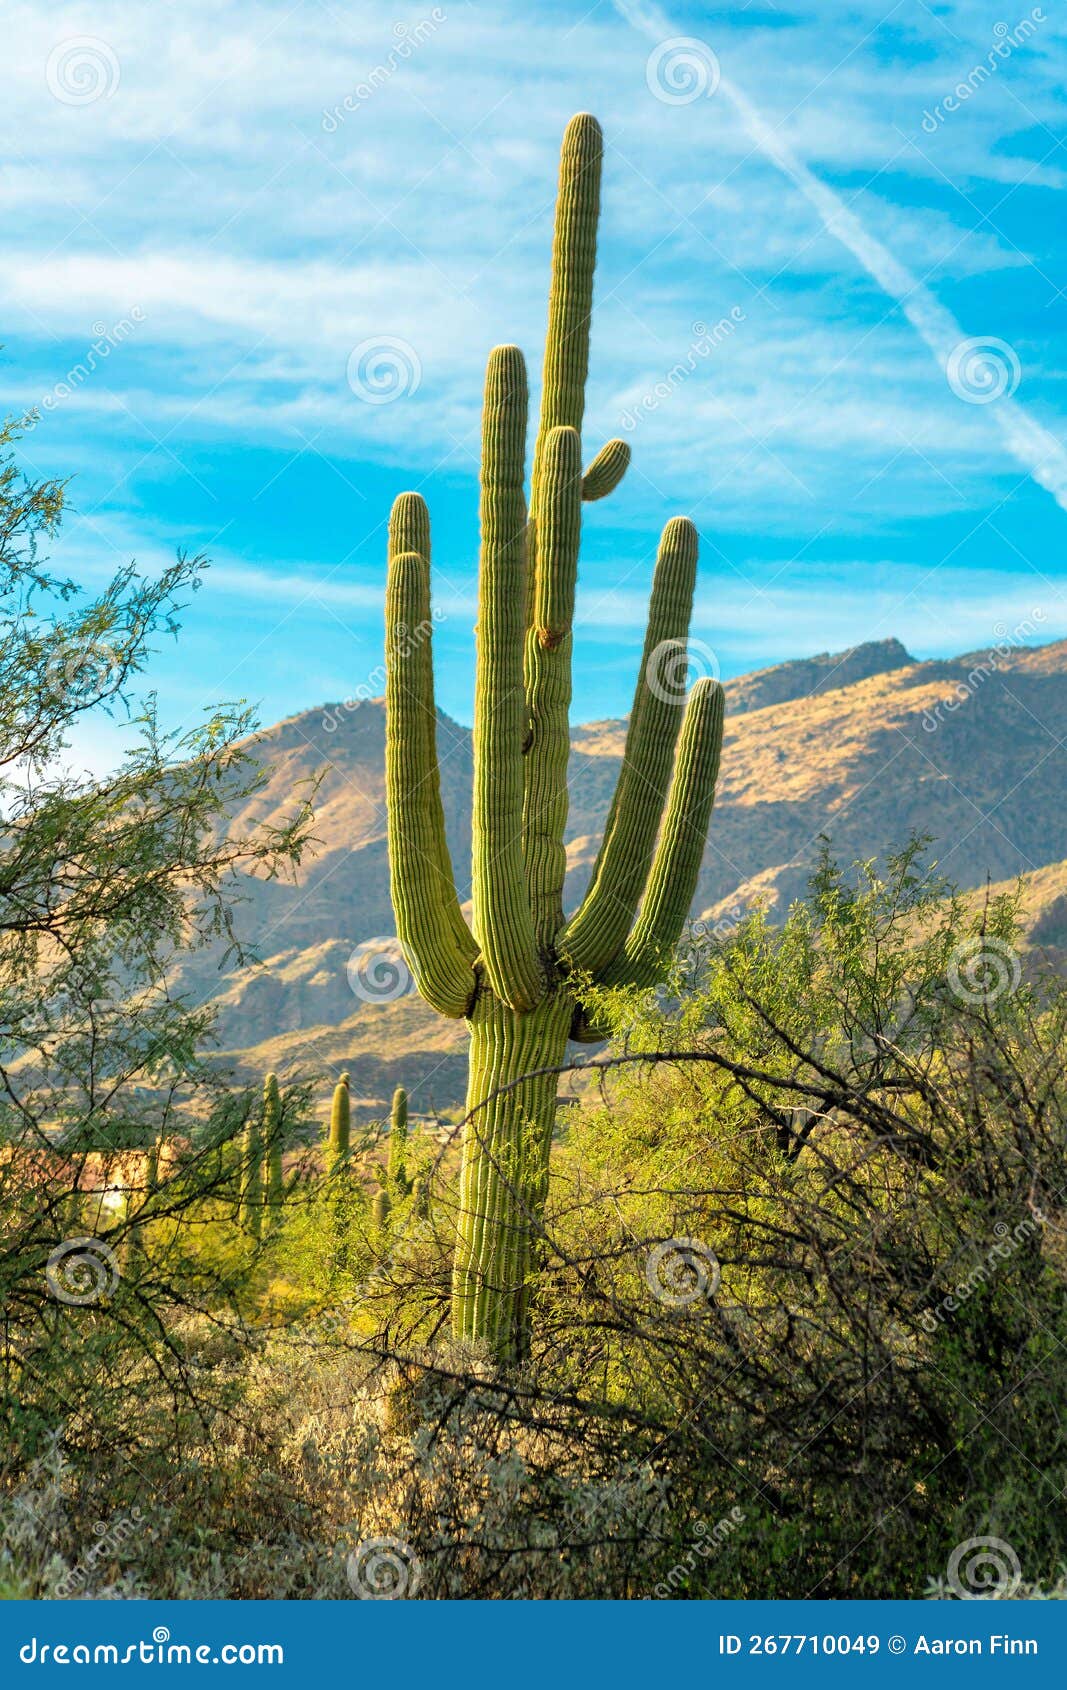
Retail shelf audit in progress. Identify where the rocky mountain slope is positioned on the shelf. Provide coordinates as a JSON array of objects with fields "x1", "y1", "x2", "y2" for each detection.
[{"x1": 187, "y1": 635, "x2": 1067, "y2": 1116}]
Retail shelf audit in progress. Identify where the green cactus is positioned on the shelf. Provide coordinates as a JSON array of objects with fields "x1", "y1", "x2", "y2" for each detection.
[
  {"x1": 263, "y1": 1072, "x2": 284, "y2": 1225},
  {"x1": 384, "y1": 114, "x2": 725, "y2": 1359},
  {"x1": 326, "y1": 1072, "x2": 350, "y2": 1175},
  {"x1": 412, "y1": 1169, "x2": 431, "y2": 1222},
  {"x1": 388, "y1": 1085, "x2": 409, "y2": 1193},
  {"x1": 580, "y1": 438, "x2": 630, "y2": 502},
  {"x1": 372, "y1": 1186, "x2": 391, "y2": 1232}
]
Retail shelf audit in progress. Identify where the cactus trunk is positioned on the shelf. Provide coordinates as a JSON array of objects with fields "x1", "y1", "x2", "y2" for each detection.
[
  {"x1": 452, "y1": 992, "x2": 572, "y2": 1354},
  {"x1": 382, "y1": 115, "x2": 727, "y2": 1361}
]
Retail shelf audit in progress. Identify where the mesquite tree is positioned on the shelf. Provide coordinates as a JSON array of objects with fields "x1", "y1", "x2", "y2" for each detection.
[{"x1": 384, "y1": 115, "x2": 725, "y2": 1358}]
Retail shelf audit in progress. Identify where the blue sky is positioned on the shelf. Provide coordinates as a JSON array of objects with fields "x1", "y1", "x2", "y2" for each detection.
[{"x1": 3, "y1": 0, "x2": 1066, "y2": 756}]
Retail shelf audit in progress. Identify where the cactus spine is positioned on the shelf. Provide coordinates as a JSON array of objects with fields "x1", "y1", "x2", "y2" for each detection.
[
  {"x1": 388, "y1": 1085, "x2": 409, "y2": 1193},
  {"x1": 384, "y1": 114, "x2": 725, "y2": 1360}
]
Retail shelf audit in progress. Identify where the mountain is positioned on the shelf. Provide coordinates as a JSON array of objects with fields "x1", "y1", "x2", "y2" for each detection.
[
  {"x1": 721, "y1": 637, "x2": 914, "y2": 716},
  {"x1": 185, "y1": 635, "x2": 1067, "y2": 1117}
]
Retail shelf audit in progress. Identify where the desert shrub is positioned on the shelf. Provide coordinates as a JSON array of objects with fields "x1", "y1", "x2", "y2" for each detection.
[
  {"x1": 0, "y1": 414, "x2": 312, "y2": 1490},
  {"x1": 309, "y1": 842, "x2": 1067, "y2": 1598},
  {"x1": 4, "y1": 840, "x2": 1066, "y2": 1599}
]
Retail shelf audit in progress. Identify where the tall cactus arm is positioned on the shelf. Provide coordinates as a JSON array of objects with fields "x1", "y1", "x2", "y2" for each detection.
[
  {"x1": 532, "y1": 113, "x2": 602, "y2": 473},
  {"x1": 582, "y1": 439, "x2": 630, "y2": 502},
  {"x1": 385, "y1": 548, "x2": 478, "y2": 1017},
  {"x1": 563, "y1": 516, "x2": 700, "y2": 975},
  {"x1": 526, "y1": 113, "x2": 602, "y2": 632},
  {"x1": 522, "y1": 425, "x2": 582, "y2": 947},
  {"x1": 600, "y1": 678, "x2": 725, "y2": 991},
  {"x1": 389, "y1": 490, "x2": 431, "y2": 562},
  {"x1": 388, "y1": 492, "x2": 467, "y2": 909},
  {"x1": 472, "y1": 347, "x2": 543, "y2": 1011}
]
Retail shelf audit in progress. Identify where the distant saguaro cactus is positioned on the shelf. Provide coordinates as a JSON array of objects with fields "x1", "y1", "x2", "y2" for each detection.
[
  {"x1": 384, "y1": 114, "x2": 725, "y2": 1359},
  {"x1": 412, "y1": 1170, "x2": 431, "y2": 1222},
  {"x1": 263, "y1": 1072, "x2": 284, "y2": 1226},
  {"x1": 372, "y1": 1186, "x2": 391, "y2": 1233},
  {"x1": 388, "y1": 1085, "x2": 409, "y2": 1193},
  {"x1": 326, "y1": 1073, "x2": 350, "y2": 1175}
]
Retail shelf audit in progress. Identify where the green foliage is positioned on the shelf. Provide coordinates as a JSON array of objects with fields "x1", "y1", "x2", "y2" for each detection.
[
  {"x1": 4, "y1": 836, "x2": 1065, "y2": 1598},
  {"x1": 0, "y1": 409, "x2": 310, "y2": 1490},
  {"x1": 536, "y1": 841, "x2": 1067, "y2": 1595}
]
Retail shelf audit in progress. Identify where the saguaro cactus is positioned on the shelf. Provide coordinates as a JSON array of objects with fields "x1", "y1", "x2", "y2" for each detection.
[
  {"x1": 372, "y1": 1186, "x2": 391, "y2": 1233},
  {"x1": 263, "y1": 1072, "x2": 284, "y2": 1226},
  {"x1": 326, "y1": 1072, "x2": 351, "y2": 1175},
  {"x1": 388, "y1": 1085, "x2": 409, "y2": 1193},
  {"x1": 384, "y1": 114, "x2": 725, "y2": 1359}
]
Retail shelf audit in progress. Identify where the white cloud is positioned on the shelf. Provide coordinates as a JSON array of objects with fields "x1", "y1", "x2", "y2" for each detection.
[
  {"x1": 615, "y1": 0, "x2": 1067, "y2": 515},
  {"x1": 1, "y1": 0, "x2": 1064, "y2": 726}
]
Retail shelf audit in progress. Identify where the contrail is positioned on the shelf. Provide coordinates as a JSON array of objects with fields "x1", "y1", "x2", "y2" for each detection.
[{"x1": 614, "y1": 0, "x2": 1067, "y2": 514}]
